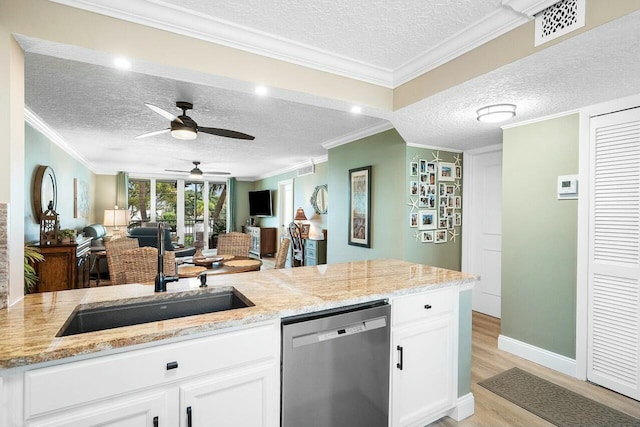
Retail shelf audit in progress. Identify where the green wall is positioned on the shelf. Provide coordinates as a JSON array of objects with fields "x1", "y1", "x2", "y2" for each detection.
[
  {"x1": 502, "y1": 114, "x2": 579, "y2": 359},
  {"x1": 327, "y1": 129, "x2": 406, "y2": 263},
  {"x1": 233, "y1": 180, "x2": 254, "y2": 231},
  {"x1": 404, "y1": 147, "x2": 462, "y2": 271},
  {"x1": 24, "y1": 124, "x2": 95, "y2": 242},
  {"x1": 252, "y1": 162, "x2": 328, "y2": 236}
]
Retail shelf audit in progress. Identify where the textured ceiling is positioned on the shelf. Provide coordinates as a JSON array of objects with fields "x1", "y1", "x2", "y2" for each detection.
[
  {"x1": 24, "y1": 54, "x2": 385, "y2": 179},
  {"x1": 161, "y1": 0, "x2": 503, "y2": 70},
  {"x1": 393, "y1": 9, "x2": 640, "y2": 150},
  {"x1": 20, "y1": 5, "x2": 640, "y2": 180}
]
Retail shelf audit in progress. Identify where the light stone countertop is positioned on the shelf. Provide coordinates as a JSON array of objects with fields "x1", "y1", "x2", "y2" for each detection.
[{"x1": 0, "y1": 259, "x2": 475, "y2": 370}]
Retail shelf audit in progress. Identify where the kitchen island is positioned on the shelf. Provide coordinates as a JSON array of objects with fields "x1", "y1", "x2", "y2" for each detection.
[{"x1": 0, "y1": 259, "x2": 475, "y2": 426}]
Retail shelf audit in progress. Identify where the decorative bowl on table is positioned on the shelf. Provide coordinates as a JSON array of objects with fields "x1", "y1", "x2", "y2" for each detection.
[{"x1": 192, "y1": 256, "x2": 224, "y2": 267}]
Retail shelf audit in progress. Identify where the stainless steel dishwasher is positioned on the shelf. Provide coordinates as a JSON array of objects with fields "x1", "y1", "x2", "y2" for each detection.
[{"x1": 281, "y1": 300, "x2": 390, "y2": 427}]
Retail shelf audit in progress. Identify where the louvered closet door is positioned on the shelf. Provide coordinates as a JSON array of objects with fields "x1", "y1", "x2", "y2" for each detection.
[{"x1": 588, "y1": 108, "x2": 640, "y2": 400}]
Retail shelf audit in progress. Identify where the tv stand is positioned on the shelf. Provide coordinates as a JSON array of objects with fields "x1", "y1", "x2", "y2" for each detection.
[{"x1": 245, "y1": 226, "x2": 276, "y2": 258}]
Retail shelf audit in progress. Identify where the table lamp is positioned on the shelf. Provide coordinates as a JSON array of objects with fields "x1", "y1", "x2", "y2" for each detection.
[{"x1": 103, "y1": 207, "x2": 129, "y2": 238}]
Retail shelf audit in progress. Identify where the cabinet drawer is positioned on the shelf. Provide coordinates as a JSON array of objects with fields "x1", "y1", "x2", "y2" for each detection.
[
  {"x1": 305, "y1": 245, "x2": 316, "y2": 258},
  {"x1": 392, "y1": 287, "x2": 454, "y2": 327},
  {"x1": 24, "y1": 322, "x2": 277, "y2": 418}
]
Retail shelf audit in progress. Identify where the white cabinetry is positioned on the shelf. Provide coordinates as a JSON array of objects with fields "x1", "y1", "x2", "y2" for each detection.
[
  {"x1": 390, "y1": 287, "x2": 457, "y2": 427},
  {"x1": 13, "y1": 321, "x2": 279, "y2": 427}
]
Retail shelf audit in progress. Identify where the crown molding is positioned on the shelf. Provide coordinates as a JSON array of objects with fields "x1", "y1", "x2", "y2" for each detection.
[
  {"x1": 24, "y1": 107, "x2": 98, "y2": 173},
  {"x1": 501, "y1": 109, "x2": 579, "y2": 129},
  {"x1": 392, "y1": 8, "x2": 530, "y2": 86},
  {"x1": 252, "y1": 155, "x2": 328, "y2": 181},
  {"x1": 48, "y1": 0, "x2": 394, "y2": 87},
  {"x1": 322, "y1": 122, "x2": 394, "y2": 150},
  {"x1": 406, "y1": 142, "x2": 463, "y2": 154},
  {"x1": 49, "y1": 0, "x2": 539, "y2": 89}
]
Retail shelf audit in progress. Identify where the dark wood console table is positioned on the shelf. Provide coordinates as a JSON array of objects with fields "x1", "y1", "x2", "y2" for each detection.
[{"x1": 34, "y1": 237, "x2": 91, "y2": 292}]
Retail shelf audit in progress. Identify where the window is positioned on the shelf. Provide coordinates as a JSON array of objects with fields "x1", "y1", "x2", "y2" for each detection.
[{"x1": 127, "y1": 179, "x2": 150, "y2": 226}]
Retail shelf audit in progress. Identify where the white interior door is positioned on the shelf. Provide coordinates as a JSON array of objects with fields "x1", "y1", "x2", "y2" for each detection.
[
  {"x1": 278, "y1": 179, "x2": 294, "y2": 240},
  {"x1": 463, "y1": 146, "x2": 503, "y2": 318},
  {"x1": 587, "y1": 107, "x2": 640, "y2": 400}
]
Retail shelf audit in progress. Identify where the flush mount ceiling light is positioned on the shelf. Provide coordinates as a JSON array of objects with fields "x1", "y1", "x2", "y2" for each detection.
[
  {"x1": 255, "y1": 85, "x2": 268, "y2": 96},
  {"x1": 476, "y1": 104, "x2": 517, "y2": 123}
]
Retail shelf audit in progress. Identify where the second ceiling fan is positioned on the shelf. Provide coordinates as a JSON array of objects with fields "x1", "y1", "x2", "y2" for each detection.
[
  {"x1": 165, "y1": 161, "x2": 230, "y2": 178},
  {"x1": 136, "y1": 101, "x2": 255, "y2": 141}
]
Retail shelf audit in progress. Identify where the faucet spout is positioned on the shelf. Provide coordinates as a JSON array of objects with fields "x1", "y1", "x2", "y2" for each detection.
[{"x1": 155, "y1": 223, "x2": 179, "y2": 292}]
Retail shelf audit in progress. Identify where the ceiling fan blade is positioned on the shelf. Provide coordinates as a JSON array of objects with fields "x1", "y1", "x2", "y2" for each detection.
[
  {"x1": 199, "y1": 127, "x2": 255, "y2": 140},
  {"x1": 135, "y1": 128, "x2": 170, "y2": 139},
  {"x1": 145, "y1": 103, "x2": 183, "y2": 124},
  {"x1": 202, "y1": 171, "x2": 231, "y2": 175},
  {"x1": 164, "y1": 169, "x2": 189, "y2": 173}
]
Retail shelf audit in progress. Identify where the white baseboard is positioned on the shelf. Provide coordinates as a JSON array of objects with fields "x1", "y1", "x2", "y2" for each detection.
[
  {"x1": 449, "y1": 393, "x2": 475, "y2": 421},
  {"x1": 498, "y1": 335, "x2": 577, "y2": 377}
]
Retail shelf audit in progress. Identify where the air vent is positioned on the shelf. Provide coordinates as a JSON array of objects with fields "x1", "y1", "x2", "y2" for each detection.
[
  {"x1": 297, "y1": 164, "x2": 315, "y2": 177},
  {"x1": 534, "y1": 0, "x2": 585, "y2": 47}
]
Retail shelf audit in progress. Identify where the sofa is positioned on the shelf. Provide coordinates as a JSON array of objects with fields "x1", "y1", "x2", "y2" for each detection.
[
  {"x1": 128, "y1": 226, "x2": 196, "y2": 257},
  {"x1": 83, "y1": 224, "x2": 107, "y2": 248}
]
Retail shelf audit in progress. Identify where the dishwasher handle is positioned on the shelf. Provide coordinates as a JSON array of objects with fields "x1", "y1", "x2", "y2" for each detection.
[{"x1": 291, "y1": 316, "x2": 387, "y2": 348}]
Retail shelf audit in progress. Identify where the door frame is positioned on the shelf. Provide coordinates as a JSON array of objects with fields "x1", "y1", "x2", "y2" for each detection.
[
  {"x1": 576, "y1": 93, "x2": 640, "y2": 381},
  {"x1": 461, "y1": 143, "x2": 502, "y2": 296},
  {"x1": 277, "y1": 178, "x2": 294, "y2": 241}
]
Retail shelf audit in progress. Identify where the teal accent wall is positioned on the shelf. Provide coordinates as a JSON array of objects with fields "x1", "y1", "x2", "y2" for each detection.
[
  {"x1": 252, "y1": 162, "x2": 328, "y2": 236},
  {"x1": 326, "y1": 129, "x2": 406, "y2": 263},
  {"x1": 458, "y1": 290, "x2": 472, "y2": 396},
  {"x1": 502, "y1": 114, "x2": 579, "y2": 359},
  {"x1": 24, "y1": 124, "x2": 95, "y2": 242},
  {"x1": 404, "y1": 147, "x2": 462, "y2": 271}
]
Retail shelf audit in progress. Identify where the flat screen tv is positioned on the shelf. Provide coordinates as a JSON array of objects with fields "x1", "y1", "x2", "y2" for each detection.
[{"x1": 248, "y1": 189, "x2": 273, "y2": 217}]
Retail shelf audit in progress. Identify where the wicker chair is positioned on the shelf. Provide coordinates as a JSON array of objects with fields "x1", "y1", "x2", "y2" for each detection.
[
  {"x1": 122, "y1": 247, "x2": 176, "y2": 285},
  {"x1": 216, "y1": 232, "x2": 251, "y2": 257},
  {"x1": 274, "y1": 237, "x2": 291, "y2": 269},
  {"x1": 104, "y1": 238, "x2": 139, "y2": 285}
]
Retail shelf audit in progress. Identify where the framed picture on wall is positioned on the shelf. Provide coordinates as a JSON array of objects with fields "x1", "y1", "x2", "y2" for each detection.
[
  {"x1": 410, "y1": 162, "x2": 418, "y2": 176},
  {"x1": 421, "y1": 230, "x2": 434, "y2": 243},
  {"x1": 419, "y1": 210, "x2": 436, "y2": 230},
  {"x1": 410, "y1": 212, "x2": 418, "y2": 228},
  {"x1": 348, "y1": 165, "x2": 371, "y2": 248},
  {"x1": 410, "y1": 181, "x2": 418, "y2": 196},
  {"x1": 435, "y1": 229, "x2": 448, "y2": 243},
  {"x1": 301, "y1": 223, "x2": 310, "y2": 239},
  {"x1": 439, "y1": 162, "x2": 455, "y2": 182}
]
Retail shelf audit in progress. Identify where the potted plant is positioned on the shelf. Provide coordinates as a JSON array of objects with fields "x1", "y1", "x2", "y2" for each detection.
[
  {"x1": 24, "y1": 244, "x2": 44, "y2": 294},
  {"x1": 59, "y1": 229, "x2": 76, "y2": 244}
]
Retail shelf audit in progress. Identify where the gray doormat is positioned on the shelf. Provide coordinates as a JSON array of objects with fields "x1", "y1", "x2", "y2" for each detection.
[{"x1": 478, "y1": 367, "x2": 640, "y2": 427}]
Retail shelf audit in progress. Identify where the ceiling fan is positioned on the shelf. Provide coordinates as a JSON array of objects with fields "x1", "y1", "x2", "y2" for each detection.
[
  {"x1": 165, "y1": 161, "x2": 230, "y2": 178},
  {"x1": 136, "y1": 101, "x2": 255, "y2": 141}
]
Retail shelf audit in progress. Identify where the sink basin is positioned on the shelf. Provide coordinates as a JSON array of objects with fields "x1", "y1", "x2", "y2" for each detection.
[{"x1": 57, "y1": 289, "x2": 253, "y2": 337}]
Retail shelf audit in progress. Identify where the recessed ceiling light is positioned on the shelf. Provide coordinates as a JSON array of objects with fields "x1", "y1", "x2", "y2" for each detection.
[
  {"x1": 476, "y1": 104, "x2": 516, "y2": 123},
  {"x1": 255, "y1": 85, "x2": 268, "y2": 96},
  {"x1": 113, "y1": 57, "x2": 131, "y2": 70},
  {"x1": 351, "y1": 106, "x2": 362, "y2": 114}
]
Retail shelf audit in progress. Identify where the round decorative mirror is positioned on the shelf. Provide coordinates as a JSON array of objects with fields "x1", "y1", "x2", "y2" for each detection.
[
  {"x1": 33, "y1": 165, "x2": 57, "y2": 221},
  {"x1": 310, "y1": 184, "x2": 328, "y2": 214}
]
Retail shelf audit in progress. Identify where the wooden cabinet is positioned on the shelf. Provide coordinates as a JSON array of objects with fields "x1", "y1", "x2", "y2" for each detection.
[
  {"x1": 390, "y1": 287, "x2": 457, "y2": 427},
  {"x1": 304, "y1": 238, "x2": 326, "y2": 266},
  {"x1": 246, "y1": 227, "x2": 276, "y2": 258},
  {"x1": 34, "y1": 237, "x2": 91, "y2": 292},
  {"x1": 17, "y1": 321, "x2": 279, "y2": 427}
]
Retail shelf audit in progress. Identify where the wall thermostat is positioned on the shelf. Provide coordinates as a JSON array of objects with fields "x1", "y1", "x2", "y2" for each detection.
[{"x1": 557, "y1": 175, "x2": 578, "y2": 199}]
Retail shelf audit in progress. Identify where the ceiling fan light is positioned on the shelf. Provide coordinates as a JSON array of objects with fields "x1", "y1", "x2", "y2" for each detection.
[
  {"x1": 189, "y1": 166, "x2": 203, "y2": 179},
  {"x1": 476, "y1": 104, "x2": 516, "y2": 123},
  {"x1": 171, "y1": 128, "x2": 197, "y2": 140}
]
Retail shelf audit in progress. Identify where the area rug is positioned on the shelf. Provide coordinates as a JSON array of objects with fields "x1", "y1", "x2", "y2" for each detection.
[{"x1": 478, "y1": 367, "x2": 640, "y2": 427}]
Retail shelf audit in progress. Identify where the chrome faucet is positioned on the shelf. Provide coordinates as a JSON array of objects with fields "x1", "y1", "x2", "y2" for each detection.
[{"x1": 155, "y1": 223, "x2": 179, "y2": 292}]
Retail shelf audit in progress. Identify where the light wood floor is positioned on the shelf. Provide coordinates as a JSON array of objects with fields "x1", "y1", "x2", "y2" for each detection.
[{"x1": 430, "y1": 312, "x2": 640, "y2": 426}]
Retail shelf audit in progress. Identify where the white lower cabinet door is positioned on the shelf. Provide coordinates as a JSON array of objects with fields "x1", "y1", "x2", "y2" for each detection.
[
  {"x1": 26, "y1": 391, "x2": 170, "y2": 427},
  {"x1": 180, "y1": 363, "x2": 277, "y2": 427},
  {"x1": 391, "y1": 316, "x2": 455, "y2": 427}
]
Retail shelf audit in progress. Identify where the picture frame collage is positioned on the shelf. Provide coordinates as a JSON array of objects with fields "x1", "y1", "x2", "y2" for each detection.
[{"x1": 409, "y1": 158, "x2": 462, "y2": 244}]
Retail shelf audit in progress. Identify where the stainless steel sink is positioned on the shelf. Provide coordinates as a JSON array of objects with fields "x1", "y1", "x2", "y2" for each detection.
[{"x1": 57, "y1": 289, "x2": 253, "y2": 337}]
